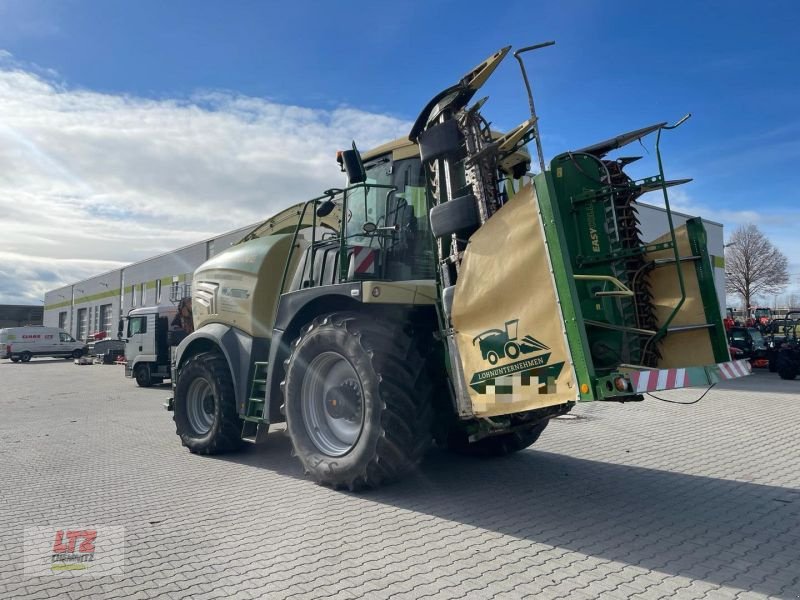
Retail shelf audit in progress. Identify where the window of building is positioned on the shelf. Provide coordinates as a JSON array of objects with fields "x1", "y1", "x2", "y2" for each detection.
[
  {"x1": 156, "y1": 280, "x2": 162, "y2": 303},
  {"x1": 131, "y1": 286, "x2": 136, "y2": 307},
  {"x1": 58, "y1": 311, "x2": 67, "y2": 330},
  {"x1": 140, "y1": 284, "x2": 146, "y2": 306}
]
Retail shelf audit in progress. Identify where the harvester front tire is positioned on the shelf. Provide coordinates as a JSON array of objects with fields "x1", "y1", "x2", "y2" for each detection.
[
  {"x1": 283, "y1": 312, "x2": 433, "y2": 490},
  {"x1": 447, "y1": 419, "x2": 549, "y2": 458},
  {"x1": 173, "y1": 352, "x2": 243, "y2": 455}
]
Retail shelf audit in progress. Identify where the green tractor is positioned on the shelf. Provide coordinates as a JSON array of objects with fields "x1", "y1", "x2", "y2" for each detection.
[{"x1": 168, "y1": 43, "x2": 750, "y2": 489}]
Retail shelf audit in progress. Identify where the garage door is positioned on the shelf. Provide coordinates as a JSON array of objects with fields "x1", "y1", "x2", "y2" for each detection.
[
  {"x1": 99, "y1": 304, "x2": 112, "y2": 335},
  {"x1": 76, "y1": 308, "x2": 87, "y2": 341}
]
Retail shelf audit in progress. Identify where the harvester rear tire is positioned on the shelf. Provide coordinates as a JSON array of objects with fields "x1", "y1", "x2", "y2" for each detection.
[
  {"x1": 446, "y1": 419, "x2": 549, "y2": 458},
  {"x1": 173, "y1": 351, "x2": 244, "y2": 455},
  {"x1": 283, "y1": 312, "x2": 433, "y2": 490}
]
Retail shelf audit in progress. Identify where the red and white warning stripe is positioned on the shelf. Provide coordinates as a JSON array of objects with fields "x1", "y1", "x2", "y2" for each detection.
[
  {"x1": 628, "y1": 359, "x2": 751, "y2": 393},
  {"x1": 717, "y1": 359, "x2": 751, "y2": 379},
  {"x1": 629, "y1": 368, "x2": 687, "y2": 393},
  {"x1": 351, "y1": 246, "x2": 376, "y2": 274}
]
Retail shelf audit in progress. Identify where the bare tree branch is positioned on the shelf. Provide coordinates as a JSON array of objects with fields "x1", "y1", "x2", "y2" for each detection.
[{"x1": 725, "y1": 224, "x2": 789, "y2": 309}]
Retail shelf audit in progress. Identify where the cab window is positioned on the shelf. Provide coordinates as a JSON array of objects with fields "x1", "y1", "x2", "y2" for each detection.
[
  {"x1": 127, "y1": 317, "x2": 147, "y2": 336},
  {"x1": 59, "y1": 332, "x2": 75, "y2": 343}
]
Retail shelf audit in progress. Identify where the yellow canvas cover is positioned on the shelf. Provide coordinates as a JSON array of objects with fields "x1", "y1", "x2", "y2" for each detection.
[
  {"x1": 451, "y1": 183, "x2": 577, "y2": 417},
  {"x1": 645, "y1": 225, "x2": 716, "y2": 367}
]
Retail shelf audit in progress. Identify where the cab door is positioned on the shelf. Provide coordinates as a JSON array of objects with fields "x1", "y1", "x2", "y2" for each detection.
[{"x1": 125, "y1": 315, "x2": 149, "y2": 363}]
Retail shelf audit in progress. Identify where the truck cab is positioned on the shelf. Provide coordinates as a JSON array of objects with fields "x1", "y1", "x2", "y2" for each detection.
[{"x1": 123, "y1": 305, "x2": 177, "y2": 387}]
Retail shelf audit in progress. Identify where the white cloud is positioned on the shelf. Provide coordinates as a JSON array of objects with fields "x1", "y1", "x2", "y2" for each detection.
[{"x1": 0, "y1": 62, "x2": 411, "y2": 303}]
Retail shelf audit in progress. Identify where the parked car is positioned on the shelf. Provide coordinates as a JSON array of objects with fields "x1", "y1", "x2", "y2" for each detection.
[{"x1": 0, "y1": 326, "x2": 87, "y2": 362}]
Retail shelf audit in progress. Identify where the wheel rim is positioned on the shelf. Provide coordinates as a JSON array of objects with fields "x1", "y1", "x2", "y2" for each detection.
[
  {"x1": 21, "y1": 352, "x2": 31, "y2": 362},
  {"x1": 185, "y1": 378, "x2": 216, "y2": 435},
  {"x1": 300, "y1": 351, "x2": 364, "y2": 457}
]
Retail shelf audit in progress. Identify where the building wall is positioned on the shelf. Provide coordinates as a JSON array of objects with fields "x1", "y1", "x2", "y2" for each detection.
[{"x1": 43, "y1": 224, "x2": 254, "y2": 340}]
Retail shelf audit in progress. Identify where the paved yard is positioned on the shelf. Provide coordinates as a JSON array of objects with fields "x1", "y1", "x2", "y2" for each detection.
[{"x1": 0, "y1": 359, "x2": 798, "y2": 599}]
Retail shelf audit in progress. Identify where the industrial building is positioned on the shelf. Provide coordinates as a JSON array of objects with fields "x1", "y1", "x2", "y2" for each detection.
[
  {"x1": 0, "y1": 305, "x2": 44, "y2": 328},
  {"x1": 42, "y1": 223, "x2": 255, "y2": 340},
  {"x1": 43, "y1": 204, "x2": 725, "y2": 341}
]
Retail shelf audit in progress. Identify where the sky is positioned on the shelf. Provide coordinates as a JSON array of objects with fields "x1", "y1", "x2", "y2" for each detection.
[{"x1": 0, "y1": 0, "x2": 798, "y2": 306}]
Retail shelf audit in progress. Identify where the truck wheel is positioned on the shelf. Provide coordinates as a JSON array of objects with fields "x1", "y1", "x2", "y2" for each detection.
[
  {"x1": 72, "y1": 349, "x2": 83, "y2": 359},
  {"x1": 173, "y1": 352, "x2": 243, "y2": 455},
  {"x1": 446, "y1": 419, "x2": 549, "y2": 458},
  {"x1": 20, "y1": 351, "x2": 32, "y2": 363},
  {"x1": 10, "y1": 357, "x2": 20, "y2": 363},
  {"x1": 283, "y1": 312, "x2": 433, "y2": 490},
  {"x1": 134, "y1": 364, "x2": 153, "y2": 387}
]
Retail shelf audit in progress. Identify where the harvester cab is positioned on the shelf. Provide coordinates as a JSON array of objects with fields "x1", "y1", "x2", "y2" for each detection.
[{"x1": 169, "y1": 42, "x2": 751, "y2": 490}]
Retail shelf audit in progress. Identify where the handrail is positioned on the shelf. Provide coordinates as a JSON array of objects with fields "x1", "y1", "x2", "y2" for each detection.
[
  {"x1": 573, "y1": 274, "x2": 635, "y2": 297},
  {"x1": 649, "y1": 114, "x2": 691, "y2": 348}
]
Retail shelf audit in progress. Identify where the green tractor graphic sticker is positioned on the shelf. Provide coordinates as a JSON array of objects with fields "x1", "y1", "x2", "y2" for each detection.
[
  {"x1": 472, "y1": 319, "x2": 549, "y2": 365},
  {"x1": 469, "y1": 319, "x2": 564, "y2": 396}
]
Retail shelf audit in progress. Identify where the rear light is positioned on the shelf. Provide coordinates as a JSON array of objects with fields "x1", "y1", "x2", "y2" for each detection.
[{"x1": 614, "y1": 376, "x2": 630, "y2": 392}]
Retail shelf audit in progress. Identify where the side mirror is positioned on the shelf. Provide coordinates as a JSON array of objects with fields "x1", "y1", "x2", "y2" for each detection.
[
  {"x1": 316, "y1": 199, "x2": 336, "y2": 217},
  {"x1": 117, "y1": 319, "x2": 124, "y2": 339},
  {"x1": 337, "y1": 142, "x2": 366, "y2": 184}
]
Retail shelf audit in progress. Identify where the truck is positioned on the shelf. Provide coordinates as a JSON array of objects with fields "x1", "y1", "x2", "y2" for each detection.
[
  {"x1": 167, "y1": 43, "x2": 751, "y2": 490},
  {"x1": 122, "y1": 305, "x2": 178, "y2": 387},
  {"x1": 1, "y1": 326, "x2": 87, "y2": 362}
]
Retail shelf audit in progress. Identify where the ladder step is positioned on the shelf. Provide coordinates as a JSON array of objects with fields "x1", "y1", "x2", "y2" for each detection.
[{"x1": 241, "y1": 421, "x2": 269, "y2": 443}]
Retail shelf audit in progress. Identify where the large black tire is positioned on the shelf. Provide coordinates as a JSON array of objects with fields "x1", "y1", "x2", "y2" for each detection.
[
  {"x1": 777, "y1": 354, "x2": 798, "y2": 380},
  {"x1": 282, "y1": 312, "x2": 433, "y2": 490},
  {"x1": 72, "y1": 349, "x2": 84, "y2": 359},
  {"x1": 20, "y1": 351, "x2": 32, "y2": 363},
  {"x1": 10, "y1": 357, "x2": 20, "y2": 363},
  {"x1": 173, "y1": 352, "x2": 243, "y2": 455},
  {"x1": 446, "y1": 419, "x2": 549, "y2": 458},
  {"x1": 429, "y1": 194, "x2": 480, "y2": 239},
  {"x1": 134, "y1": 364, "x2": 153, "y2": 387}
]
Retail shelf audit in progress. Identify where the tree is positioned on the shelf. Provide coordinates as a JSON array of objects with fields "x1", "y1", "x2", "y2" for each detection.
[{"x1": 725, "y1": 224, "x2": 789, "y2": 310}]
